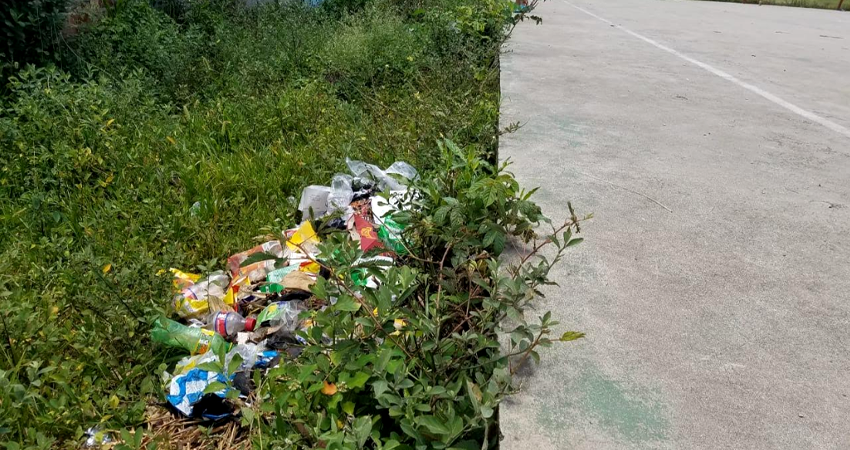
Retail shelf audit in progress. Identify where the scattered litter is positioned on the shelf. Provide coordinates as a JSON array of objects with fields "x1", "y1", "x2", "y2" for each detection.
[
  {"x1": 189, "y1": 201, "x2": 202, "y2": 217},
  {"x1": 142, "y1": 160, "x2": 417, "y2": 427},
  {"x1": 298, "y1": 185, "x2": 332, "y2": 220},
  {"x1": 84, "y1": 427, "x2": 113, "y2": 448},
  {"x1": 167, "y1": 368, "x2": 231, "y2": 418}
]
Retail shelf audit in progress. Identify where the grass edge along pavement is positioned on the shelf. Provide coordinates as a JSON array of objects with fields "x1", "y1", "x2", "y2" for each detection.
[
  {"x1": 0, "y1": 0, "x2": 588, "y2": 448},
  {"x1": 698, "y1": 0, "x2": 848, "y2": 10}
]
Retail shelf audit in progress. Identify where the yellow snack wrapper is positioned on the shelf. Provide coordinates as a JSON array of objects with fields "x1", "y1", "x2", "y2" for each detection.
[
  {"x1": 170, "y1": 268, "x2": 200, "y2": 291},
  {"x1": 285, "y1": 221, "x2": 320, "y2": 252},
  {"x1": 299, "y1": 261, "x2": 321, "y2": 274}
]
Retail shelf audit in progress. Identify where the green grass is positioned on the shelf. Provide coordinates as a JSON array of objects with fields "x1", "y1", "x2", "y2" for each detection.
[
  {"x1": 0, "y1": 0, "x2": 514, "y2": 445},
  {"x1": 700, "y1": 0, "x2": 848, "y2": 10}
]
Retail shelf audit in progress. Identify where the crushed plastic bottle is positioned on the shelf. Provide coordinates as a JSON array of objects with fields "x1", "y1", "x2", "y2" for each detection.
[
  {"x1": 151, "y1": 317, "x2": 231, "y2": 355},
  {"x1": 206, "y1": 311, "x2": 256, "y2": 337}
]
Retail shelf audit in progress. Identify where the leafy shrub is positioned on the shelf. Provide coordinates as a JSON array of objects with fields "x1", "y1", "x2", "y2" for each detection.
[{"x1": 242, "y1": 143, "x2": 586, "y2": 449}]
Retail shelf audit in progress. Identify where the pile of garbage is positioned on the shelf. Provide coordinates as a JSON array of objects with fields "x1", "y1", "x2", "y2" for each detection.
[{"x1": 151, "y1": 159, "x2": 417, "y2": 421}]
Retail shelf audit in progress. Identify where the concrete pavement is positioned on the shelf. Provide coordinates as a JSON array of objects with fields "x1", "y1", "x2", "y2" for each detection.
[{"x1": 499, "y1": 0, "x2": 850, "y2": 448}]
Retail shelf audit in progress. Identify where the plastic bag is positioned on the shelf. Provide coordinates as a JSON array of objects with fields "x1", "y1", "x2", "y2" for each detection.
[
  {"x1": 378, "y1": 217, "x2": 407, "y2": 255},
  {"x1": 266, "y1": 264, "x2": 300, "y2": 284},
  {"x1": 166, "y1": 368, "x2": 231, "y2": 418},
  {"x1": 384, "y1": 161, "x2": 418, "y2": 180},
  {"x1": 227, "y1": 241, "x2": 285, "y2": 276},
  {"x1": 345, "y1": 158, "x2": 402, "y2": 191},
  {"x1": 256, "y1": 301, "x2": 307, "y2": 331},
  {"x1": 327, "y1": 174, "x2": 354, "y2": 214},
  {"x1": 298, "y1": 185, "x2": 332, "y2": 219},
  {"x1": 345, "y1": 159, "x2": 417, "y2": 191},
  {"x1": 371, "y1": 190, "x2": 411, "y2": 220}
]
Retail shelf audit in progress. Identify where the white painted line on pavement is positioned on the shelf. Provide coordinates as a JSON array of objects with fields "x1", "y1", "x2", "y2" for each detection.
[{"x1": 565, "y1": 1, "x2": 850, "y2": 140}]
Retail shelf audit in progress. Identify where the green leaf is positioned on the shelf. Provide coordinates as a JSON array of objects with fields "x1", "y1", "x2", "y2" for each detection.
[
  {"x1": 491, "y1": 230, "x2": 506, "y2": 254},
  {"x1": 372, "y1": 380, "x2": 389, "y2": 397},
  {"x1": 342, "y1": 401, "x2": 355, "y2": 415},
  {"x1": 433, "y1": 205, "x2": 451, "y2": 224},
  {"x1": 466, "y1": 381, "x2": 482, "y2": 410},
  {"x1": 448, "y1": 441, "x2": 481, "y2": 450},
  {"x1": 239, "y1": 251, "x2": 278, "y2": 267},
  {"x1": 215, "y1": 338, "x2": 227, "y2": 367},
  {"x1": 566, "y1": 237, "x2": 584, "y2": 247},
  {"x1": 196, "y1": 362, "x2": 222, "y2": 373},
  {"x1": 375, "y1": 348, "x2": 392, "y2": 373},
  {"x1": 120, "y1": 430, "x2": 132, "y2": 447},
  {"x1": 334, "y1": 295, "x2": 361, "y2": 312},
  {"x1": 448, "y1": 414, "x2": 464, "y2": 438},
  {"x1": 480, "y1": 405, "x2": 493, "y2": 418},
  {"x1": 242, "y1": 408, "x2": 255, "y2": 425},
  {"x1": 227, "y1": 353, "x2": 243, "y2": 376},
  {"x1": 417, "y1": 415, "x2": 450, "y2": 435},
  {"x1": 483, "y1": 230, "x2": 496, "y2": 247},
  {"x1": 505, "y1": 306, "x2": 523, "y2": 322},
  {"x1": 348, "y1": 371, "x2": 370, "y2": 389},
  {"x1": 429, "y1": 386, "x2": 447, "y2": 396},
  {"x1": 352, "y1": 416, "x2": 372, "y2": 448},
  {"x1": 559, "y1": 331, "x2": 586, "y2": 341},
  {"x1": 203, "y1": 381, "x2": 226, "y2": 395}
]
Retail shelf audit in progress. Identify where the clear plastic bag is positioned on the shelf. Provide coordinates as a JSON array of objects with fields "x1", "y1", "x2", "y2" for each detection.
[
  {"x1": 384, "y1": 161, "x2": 418, "y2": 180},
  {"x1": 256, "y1": 300, "x2": 307, "y2": 332},
  {"x1": 327, "y1": 174, "x2": 354, "y2": 217},
  {"x1": 346, "y1": 158, "x2": 417, "y2": 191}
]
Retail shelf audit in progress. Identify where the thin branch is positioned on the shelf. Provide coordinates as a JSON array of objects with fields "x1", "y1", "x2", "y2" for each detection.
[{"x1": 510, "y1": 329, "x2": 546, "y2": 376}]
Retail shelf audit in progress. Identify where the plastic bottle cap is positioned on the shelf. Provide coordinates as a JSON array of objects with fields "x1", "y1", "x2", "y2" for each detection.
[{"x1": 245, "y1": 316, "x2": 257, "y2": 332}]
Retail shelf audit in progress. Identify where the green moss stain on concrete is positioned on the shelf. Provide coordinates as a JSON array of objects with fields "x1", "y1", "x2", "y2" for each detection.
[
  {"x1": 578, "y1": 365, "x2": 669, "y2": 442},
  {"x1": 536, "y1": 360, "x2": 670, "y2": 444}
]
